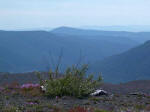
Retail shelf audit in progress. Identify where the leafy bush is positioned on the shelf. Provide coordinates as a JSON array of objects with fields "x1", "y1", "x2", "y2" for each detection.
[{"x1": 37, "y1": 64, "x2": 102, "y2": 98}]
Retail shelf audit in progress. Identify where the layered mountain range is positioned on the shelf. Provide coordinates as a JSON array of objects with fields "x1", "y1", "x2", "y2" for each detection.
[{"x1": 0, "y1": 27, "x2": 150, "y2": 83}]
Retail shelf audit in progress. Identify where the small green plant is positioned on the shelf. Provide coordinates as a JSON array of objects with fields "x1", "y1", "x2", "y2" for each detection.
[
  {"x1": 135, "y1": 104, "x2": 145, "y2": 110},
  {"x1": 5, "y1": 96, "x2": 10, "y2": 100},
  {"x1": 37, "y1": 64, "x2": 102, "y2": 98}
]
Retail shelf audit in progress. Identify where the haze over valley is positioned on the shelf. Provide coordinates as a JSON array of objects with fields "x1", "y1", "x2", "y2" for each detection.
[{"x1": 0, "y1": 27, "x2": 150, "y2": 83}]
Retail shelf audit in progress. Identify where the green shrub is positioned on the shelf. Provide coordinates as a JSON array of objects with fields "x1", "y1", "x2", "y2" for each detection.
[{"x1": 38, "y1": 64, "x2": 102, "y2": 98}]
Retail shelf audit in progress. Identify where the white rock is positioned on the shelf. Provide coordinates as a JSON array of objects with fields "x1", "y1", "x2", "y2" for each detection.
[
  {"x1": 40, "y1": 86, "x2": 46, "y2": 92},
  {"x1": 90, "y1": 89, "x2": 108, "y2": 96}
]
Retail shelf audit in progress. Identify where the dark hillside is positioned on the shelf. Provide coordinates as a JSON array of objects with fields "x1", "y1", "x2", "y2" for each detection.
[
  {"x1": 0, "y1": 30, "x2": 138, "y2": 72},
  {"x1": 92, "y1": 41, "x2": 150, "y2": 83}
]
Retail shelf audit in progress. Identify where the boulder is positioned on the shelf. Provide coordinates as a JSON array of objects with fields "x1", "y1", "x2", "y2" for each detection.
[{"x1": 90, "y1": 89, "x2": 108, "y2": 96}]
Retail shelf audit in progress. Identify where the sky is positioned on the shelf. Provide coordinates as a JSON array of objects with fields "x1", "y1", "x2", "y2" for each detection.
[{"x1": 0, "y1": 0, "x2": 150, "y2": 30}]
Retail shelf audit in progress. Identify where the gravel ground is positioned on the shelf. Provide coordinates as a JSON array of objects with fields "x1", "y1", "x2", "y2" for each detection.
[{"x1": 1, "y1": 90, "x2": 150, "y2": 112}]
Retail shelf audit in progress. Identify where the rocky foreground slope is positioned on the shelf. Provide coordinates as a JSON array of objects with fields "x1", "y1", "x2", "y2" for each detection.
[
  {"x1": 0, "y1": 83, "x2": 150, "y2": 112},
  {"x1": 0, "y1": 72, "x2": 150, "y2": 111}
]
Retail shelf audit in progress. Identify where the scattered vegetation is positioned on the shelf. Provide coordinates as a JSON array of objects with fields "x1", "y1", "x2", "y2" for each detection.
[
  {"x1": 0, "y1": 64, "x2": 150, "y2": 112},
  {"x1": 37, "y1": 64, "x2": 102, "y2": 98},
  {"x1": 0, "y1": 83, "x2": 150, "y2": 112}
]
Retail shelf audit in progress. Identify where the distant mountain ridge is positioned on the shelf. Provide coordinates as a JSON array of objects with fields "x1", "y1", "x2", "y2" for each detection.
[
  {"x1": 91, "y1": 40, "x2": 150, "y2": 83},
  {"x1": 52, "y1": 27, "x2": 150, "y2": 43},
  {"x1": 0, "y1": 28, "x2": 138, "y2": 73},
  {"x1": 52, "y1": 26, "x2": 133, "y2": 36},
  {"x1": 81, "y1": 25, "x2": 150, "y2": 32}
]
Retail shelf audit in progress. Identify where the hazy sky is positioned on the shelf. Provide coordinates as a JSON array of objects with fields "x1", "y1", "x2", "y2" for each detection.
[{"x1": 0, "y1": 0, "x2": 150, "y2": 30}]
